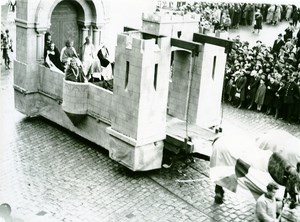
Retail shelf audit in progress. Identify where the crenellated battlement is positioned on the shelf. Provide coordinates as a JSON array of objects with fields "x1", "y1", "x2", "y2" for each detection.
[
  {"x1": 117, "y1": 31, "x2": 169, "y2": 54},
  {"x1": 142, "y1": 12, "x2": 200, "y2": 24},
  {"x1": 14, "y1": 0, "x2": 230, "y2": 171},
  {"x1": 142, "y1": 12, "x2": 200, "y2": 40}
]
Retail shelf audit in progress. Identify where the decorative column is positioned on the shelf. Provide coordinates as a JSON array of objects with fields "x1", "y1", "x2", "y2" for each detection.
[
  {"x1": 92, "y1": 26, "x2": 100, "y2": 49},
  {"x1": 36, "y1": 28, "x2": 47, "y2": 61},
  {"x1": 82, "y1": 27, "x2": 89, "y2": 42}
]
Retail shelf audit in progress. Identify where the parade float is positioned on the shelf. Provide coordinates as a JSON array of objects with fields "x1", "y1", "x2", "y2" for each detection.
[{"x1": 14, "y1": 0, "x2": 232, "y2": 171}]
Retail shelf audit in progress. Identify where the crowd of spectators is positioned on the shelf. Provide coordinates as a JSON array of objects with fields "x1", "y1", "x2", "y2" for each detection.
[
  {"x1": 160, "y1": 2, "x2": 300, "y2": 125},
  {"x1": 170, "y1": 2, "x2": 300, "y2": 33},
  {"x1": 224, "y1": 29, "x2": 300, "y2": 124}
]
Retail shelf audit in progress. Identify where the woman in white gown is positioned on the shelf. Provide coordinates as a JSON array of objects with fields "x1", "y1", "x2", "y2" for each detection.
[{"x1": 81, "y1": 37, "x2": 94, "y2": 76}]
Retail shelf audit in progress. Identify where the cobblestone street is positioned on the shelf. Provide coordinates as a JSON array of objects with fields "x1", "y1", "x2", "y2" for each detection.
[
  {"x1": 1, "y1": 57, "x2": 299, "y2": 222},
  {"x1": 1, "y1": 2, "x2": 300, "y2": 222}
]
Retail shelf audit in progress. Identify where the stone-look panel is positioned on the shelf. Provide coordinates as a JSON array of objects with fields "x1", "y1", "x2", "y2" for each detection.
[
  {"x1": 112, "y1": 34, "x2": 143, "y2": 140},
  {"x1": 109, "y1": 32, "x2": 171, "y2": 170},
  {"x1": 14, "y1": 0, "x2": 109, "y2": 115},
  {"x1": 168, "y1": 50, "x2": 191, "y2": 121},
  {"x1": 14, "y1": 91, "x2": 41, "y2": 117},
  {"x1": 15, "y1": 26, "x2": 27, "y2": 62},
  {"x1": 26, "y1": 28, "x2": 39, "y2": 63},
  {"x1": 109, "y1": 133, "x2": 164, "y2": 171},
  {"x1": 15, "y1": 2, "x2": 41, "y2": 115},
  {"x1": 14, "y1": 60, "x2": 41, "y2": 117},
  {"x1": 137, "y1": 37, "x2": 170, "y2": 143},
  {"x1": 196, "y1": 44, "x2": 227, "y2": 127},
  {"x1": 14, "y1": 60, "x2": 40, "y2": 94},
  {"x1": 16, "y1": 19, "x2": 38, "y2": 64},
  {"x1": 38, "y1": 95, "x2": 111, "y2": 150},
  {"x1": 112, "y1": 33, "x2": 170, "y2": 144},
  {"x1": 187, "y1": 53, "x2": 203, "y2": 124},
  {"x1": 16, "y1": 0, "x2": 28, "y2": 21},
  {"x1": 62, "y1": 80, "x2": 89, "y2": 115},
  {"x1": 142, "y1": 12, "x2": 199, "y2": 41},
  {"x1": 19, "y1": 0, "x2": 106, "y2": 29},
  {"x1": 14, "y1": 60, "x2": 28, "y2": 90},
  {"x1": 39, "y1": 65, "x2": 64, "y2": 99},
  {"x1": 88, "y1": 84, "x2": 113, "y2": 122}
]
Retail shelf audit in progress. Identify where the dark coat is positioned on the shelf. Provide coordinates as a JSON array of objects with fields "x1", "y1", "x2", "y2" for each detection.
[
  {"x1": 284, "y1": 81, "x2": 299, "y2": 104},
  {"x1": 284, "y1": 27, "x2": 293, "y2": 42},
  {"x1": 225, "y1": 76, "x2": 235, "y2": 98},
  {"x1": 235, "y1": 75, "x2": 247, "y2": 101},
  {"x1": 272, "y1": 39, "x2": 285, "y2": 56},
  {"x1": 248, "y1": 76, "x2": 260, "y2": 103},
  {"x1": 65, "y1": 66, "x2": 85, "y2": 83},
  {"x1": 254, "y1": 13, "x2": 263, "y2": 30},
  {"x1": 97, "y1": 48, "x2": 110, "y2": 67},
  {"x1": 274, "y1": 86, "x2": 285, "y2": 109},
  {"x1": 47, "y1": 48, "x2": 65, "y2": 72},
  {"x1": 292, "y1": 10, "x2": 299, "y2": 22},
  {"x1": 296, "y1": 29, "x2": 300, "y2": 48},
  {"x1": 232, "y1": 6, "x2": 241, "y2": 26},
  {"x1": 255, "y1": 83, "x2": 266, "y2": 105},
  {"x1": 264, "y1": 81, "x2": 279, "y2": 106}
]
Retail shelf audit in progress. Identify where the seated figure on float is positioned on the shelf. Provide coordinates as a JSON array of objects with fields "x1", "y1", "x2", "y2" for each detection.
[
  {"x1": 86, "y1": 42, "x2": 113, "y2": 91},
  {"x1": 97, "y1": 42, "x2": 114, "y2": 80},
  {"x1": 44, "y1": 32, "x2": 53, "y2": 63},
  {"x1": 61, "y1": 40, "x2": 80, "y2": 68},
  {"x1": 45, "y1": 42, "x2": 65, "y2": 73},
  {"x1": 65, "y1": 57, "x2": 85, "y2": 83}
]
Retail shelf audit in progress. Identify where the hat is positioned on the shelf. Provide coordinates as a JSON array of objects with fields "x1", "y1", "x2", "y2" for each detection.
[
  {"x1": 267, "y1": 182, "x2": 279, "y2": 191},
  {"x1": 256, "y1": 40, "x2": 262, "y2": 43},
  {"x1": 278, "y1": 33, "x2": 282, "y2": 37}
]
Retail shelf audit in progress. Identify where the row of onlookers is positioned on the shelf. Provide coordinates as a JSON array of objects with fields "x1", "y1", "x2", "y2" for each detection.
[
  {"x1": 224, "y1": 29, "x2": 300, "y2": 124},
  {"x1": 165, "y1": 3, "x2": 300, "y2": 32}
]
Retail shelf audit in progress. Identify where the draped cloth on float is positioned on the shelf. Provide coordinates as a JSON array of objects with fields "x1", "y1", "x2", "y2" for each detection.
[
  {"x1": 210, "y1": 133, "x2": 286, "y2": 200},
  {"x1": 255, "y1": 129, "x2": 300, "y2": 169},
  {"x1": 96, "y1": 47, "x2": 113, "y2": 81}
]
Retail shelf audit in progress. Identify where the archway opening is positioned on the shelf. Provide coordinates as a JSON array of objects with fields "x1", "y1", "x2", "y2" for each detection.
[
  {"x1": 168, "y1": 50, "x2": 192, "y2": 121},
  {"x1": 50, "y1": 1, "x2": 84, "y2": 53}
]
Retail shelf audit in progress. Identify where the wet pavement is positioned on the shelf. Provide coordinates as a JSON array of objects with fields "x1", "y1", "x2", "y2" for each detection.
[{"x1": 1, "y1": 3, "x2": 300, "y2": 222}]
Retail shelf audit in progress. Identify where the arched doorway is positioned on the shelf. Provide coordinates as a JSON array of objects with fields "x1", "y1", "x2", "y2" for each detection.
[{"x1": 50, "y1": 1, "x2": 81, "y2": 53}]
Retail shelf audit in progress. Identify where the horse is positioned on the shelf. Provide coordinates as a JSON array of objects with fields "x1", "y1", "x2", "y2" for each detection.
[
  {"x1": 210, "y1": 131, "x2": 300, "y2": 205},
  {"x1": 255, "y1": 129, "x2": 300, "y2": 170}
]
